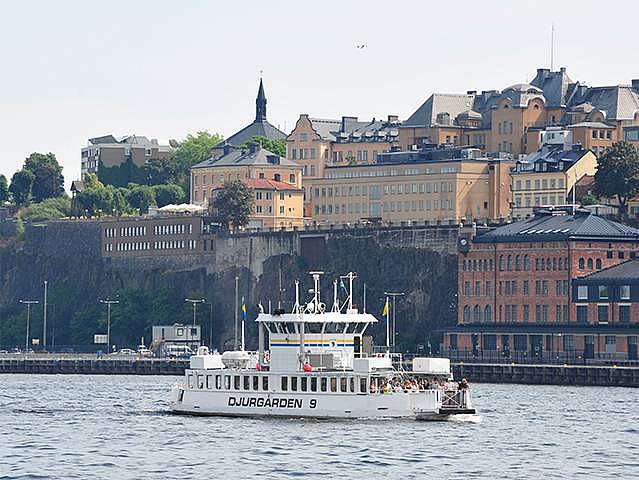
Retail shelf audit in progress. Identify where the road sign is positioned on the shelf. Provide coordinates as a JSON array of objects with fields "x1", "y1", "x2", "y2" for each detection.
[{"x1": 94, "y1": 334, "x2": 108, "y2": 344}]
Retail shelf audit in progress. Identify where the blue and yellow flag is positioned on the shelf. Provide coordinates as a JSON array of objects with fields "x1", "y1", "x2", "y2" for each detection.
[
  {"x1": 241, "y1": 300, "x2": 247, "y2": 321},
  {"x1": 382, "y1": 298, "x2": 389, "y2": 321}
]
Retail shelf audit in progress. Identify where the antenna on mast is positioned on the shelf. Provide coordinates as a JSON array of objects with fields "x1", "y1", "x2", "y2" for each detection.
[{"x1": 550, "y1": 24, "x2": 555, "y2": 71}]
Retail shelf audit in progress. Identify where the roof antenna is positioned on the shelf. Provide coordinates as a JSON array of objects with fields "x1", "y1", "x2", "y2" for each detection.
[{"x1": 550, "y1": 24, "x2": 555, "y2": 71}]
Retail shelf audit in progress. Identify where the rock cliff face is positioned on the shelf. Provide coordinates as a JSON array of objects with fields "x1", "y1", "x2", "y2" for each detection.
[{"x1": 0, "y1": 222, "x2": 459, "y2": 351}]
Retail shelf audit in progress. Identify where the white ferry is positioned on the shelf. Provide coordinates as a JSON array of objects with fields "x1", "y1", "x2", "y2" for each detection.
[{"x1": 170, "y1": 272, "x2": 475, "y2": 420}]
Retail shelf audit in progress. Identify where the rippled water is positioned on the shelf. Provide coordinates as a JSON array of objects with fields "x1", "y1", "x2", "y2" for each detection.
[{"x1": 1, "y1": 375, "x2": 637, "y2": 479}]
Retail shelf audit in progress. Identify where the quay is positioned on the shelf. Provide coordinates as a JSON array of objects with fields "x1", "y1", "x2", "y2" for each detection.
[
  {"x1": 0, "y1": 354, "x2": 188, "y2": 375},
  {"x1": 454, "y1": 362, "x2": 639, "y2": 387}
]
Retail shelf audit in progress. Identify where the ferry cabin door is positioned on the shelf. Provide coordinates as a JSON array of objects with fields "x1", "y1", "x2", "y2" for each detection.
[{"x1": 354, "y1": 336, "x2": 361, "y2": 358}]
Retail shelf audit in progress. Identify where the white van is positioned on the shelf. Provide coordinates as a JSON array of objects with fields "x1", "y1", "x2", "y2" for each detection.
[{"x1": 165, "y1": 344, "x2": 195, "y2": 359}]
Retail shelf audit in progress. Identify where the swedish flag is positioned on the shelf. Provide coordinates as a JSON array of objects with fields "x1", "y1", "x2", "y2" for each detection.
[
  {"x1": 382, "y1": 298, "x2": 389, "y2": 322},
  {"x1": 241, "y1": 301, "x2": 247, "y2": 321}
]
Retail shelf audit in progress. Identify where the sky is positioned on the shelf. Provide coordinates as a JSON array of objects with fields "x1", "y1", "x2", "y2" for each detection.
[{"x1": 1, "y1": 0, "x2": 638, "y2": 189}]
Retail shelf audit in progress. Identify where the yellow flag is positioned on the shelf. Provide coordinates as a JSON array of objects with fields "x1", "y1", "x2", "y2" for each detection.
[{"x1": 382, "y1": 298, "x2": 389, "y2": 321}]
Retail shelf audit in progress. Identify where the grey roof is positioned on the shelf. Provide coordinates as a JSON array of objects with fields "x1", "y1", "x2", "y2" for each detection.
[
  {"x1": 475, "y1": 210, "x2": 639, "y2": 243},
  {"x1": 308, "y1": 118, "x2": 342, "y2": 141},
  {"x1": 404, "y1": 93, "x2": 475, "y2": 127},
  {"x1": 86, "y1": 134, "x2": 164, "y2": 147},
  {"x1": 500, "y1": 84, "x2": 545, "y2": 108},
  {"x1": 578, "y1": 259, "x2": 639, "y2": 284},
  {"x1": 513, "y1": 144, "x2": 591, "y2": 173},
  {"x1": 307, "y1": 116, "x2": 399, "y2": 143},
  {"x1": 567, "y1": 121, "x2": 615, "y2": 129},
  {"x1": 569, "y1": 85, "x2": 639, "y2": 121},
  {"x1": 218, "y1": 79, "x2": 287, "y2": 147},
  {"x1": 530, "y1": 68, "x2": 574, "y2": 108},
  {"x1": 192, "y1": 145, "x2": 300, "y2": 169}
]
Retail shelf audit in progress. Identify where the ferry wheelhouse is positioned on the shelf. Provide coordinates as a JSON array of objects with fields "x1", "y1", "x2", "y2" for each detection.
[{"x1": 171, "y1": 272, "x2": 475, "y2": 420}]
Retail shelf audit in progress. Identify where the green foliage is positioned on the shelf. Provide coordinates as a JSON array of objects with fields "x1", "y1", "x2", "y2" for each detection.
[
  {"x1": 83, "y1": 173, "x2": 103, "y2": 190},
  {"x1": 153, "y1": 184, "x2": 185, "y2": 207},
  {"x1": 243, "y1": 135, "x2": 286, "y2": 157},
  {"x1": 212, "y1": 179, "x2": 254, "y2": 230},
  {"x1": 143, "y1": 157, "x2": 178, "y2": 186},
  {"x1": 23, "y1": 152, "x2": 65, "y2": 202},
  {"x1": 0, "y1": 175, "x2": 8, "y2": 203},
  {"x1": 9, "y1": 169, "x2": 34, "y2": 205},
  {"x1": 125, "y1": 184, "x2": 156, "y2": 214},
  {"x1": 97, "y1": 158, "x2": 145, "y2": 188},
  {"x1": 15, "y1": 218, "x2": 24, "y2": 241},
  {"x1": 170, "y1": 131, "x2": 224, "y2": 191},
  {"x1": 76, "y1": 185, "x2": 130, "y2": 217},
  {"x1": 20, "y1": 196, "x2": 71, "y2": 222},
  {"x1": 594, "y1": 141, "x2": 639, "y2": 212},
  {"x1": 580, "y1": 193, "x2": 599, "y2": 206}
]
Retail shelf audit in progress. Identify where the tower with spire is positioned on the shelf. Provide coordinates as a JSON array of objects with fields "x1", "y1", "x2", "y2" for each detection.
[{"x1": 215, "y1": 78, "x2": 286, "y2": 148}]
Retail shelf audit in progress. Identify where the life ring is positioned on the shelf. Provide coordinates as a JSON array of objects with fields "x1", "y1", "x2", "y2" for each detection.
[{"x1": 263, "y1": 351, "x2": 270, "y2": 363}]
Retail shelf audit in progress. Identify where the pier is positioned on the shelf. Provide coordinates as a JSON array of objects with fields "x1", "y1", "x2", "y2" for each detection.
[{"x1": 453, "y1": 362, "x2": 639, "y2": 387}]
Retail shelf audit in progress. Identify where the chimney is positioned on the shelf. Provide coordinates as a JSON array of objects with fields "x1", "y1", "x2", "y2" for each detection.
[
  {"x1": 560, "y1": 67, "x2": 566, "y2": 73},
  {"x1": 223, "y1": 143, "x2": 233, "y2": 155},
  {"x1": 572, "y1": 143, "x2": 582, "y2": 152},
  {"x1": 632, "y1": 79, "x2": 639, "y2": 90},
  {"x1": 341, "y1": 116, "x2": 358, "y2": 132},
  {"x1": 467, "y1": 90, "x2": 477, "y2": 95},
  {"x1": 387, "y1": 114, "x2": 398, "y2": 123},
  {"x1": 249, "y1": 143, "x2": 259, "y2": 154}
]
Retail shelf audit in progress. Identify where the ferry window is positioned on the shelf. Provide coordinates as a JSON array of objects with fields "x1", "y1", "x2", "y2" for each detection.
[
  {"x1": 243, "y1": 376, "x2": 250, "y2": 390},
  {"x1": 330, "y1": 378, "x2": 337, "y2": 393},
  {"x1": 262, "y1": 376, "x2": 269, "y2": 391},
  {"x1": 206, "y1": 375, "x2": 213, "y2": 389},
  {"x1": 216, "y1": 375, "x2": 222, "y2": 389},
  {"x1": 234, "y1": 376, "x2": 240, "y2": 390},
  {"x1": 281, "y1": 377, "x2": 288, "y2": 391},
  {"x1": 188, "y1": 374, "x2": 194, "y2": 389},
  {"x1": 301, "y1": 377, "x2": 308, "y2": 392},
  {"x1": 224, "y1": 375, "x2": 231, "y2": 390},
  {"x1": 291, "y1": 377, "x2": 298, "y2": 392},
  {"x1": 349, "y1": 377, "x2": 355, "y2": 392},
  {"x1": 310, "y1": 377, "x2": 317, "y2": 392},
  {"x1": 253, "y1": 376, "x2": 259, "y2": 390},
  {"x1": 197, "y1": 375, "x2": 204, "y2": 389},
  {"x1": 360, "y1": 377, "x2": 368, "y2": 393},
  {"x1": 320, "y1": 378, "x2": 327, "y2": 392},
  {"x1": 340, "y1": 378, "x2": 347, "y2": 392}
]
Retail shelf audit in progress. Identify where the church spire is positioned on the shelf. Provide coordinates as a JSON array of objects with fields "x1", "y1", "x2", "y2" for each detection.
[{"x1": 255, "y1": 77, "x2": 267, "y2": 122}]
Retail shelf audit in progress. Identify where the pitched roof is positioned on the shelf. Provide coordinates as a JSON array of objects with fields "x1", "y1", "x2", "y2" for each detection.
[
  {"x1": 512, "y1": 145, "x2": 591, "y2": 173},
  {"x1": 474, "y1": 210, "x2": 639, "y2": 243},
  {"x1": 578, "y1": 259, "x2": 639, "y2": 283},
  {"x1": 244, "y1": 178, "x2": 301, "y2": 191},
  {"x1": 308, "y1": 118, "x2": 342, "y2": 141},
  {"x1": 403, "y1": 93, "x2": 475, "y2": 127},
  {"x1": 530, "y1": 68, "x2": 574, "y2": 108},
  {"x1": 575, "y1": 85, "x2": 639, "y2": 121},
  {"x1": 192, "y1": 145, "x2": 300, "y2": 169}
]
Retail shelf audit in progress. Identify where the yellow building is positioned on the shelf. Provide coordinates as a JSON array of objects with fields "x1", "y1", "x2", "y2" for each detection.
[
  {"x1": 190, "y1": 144, "x2": 304, "y2": 229},
  {"x1": 510, "y1": 141, "x2": 597, "y2": 220},
  {"x1": 306, "y1": 145, "x2": 513, "y2": 225}
]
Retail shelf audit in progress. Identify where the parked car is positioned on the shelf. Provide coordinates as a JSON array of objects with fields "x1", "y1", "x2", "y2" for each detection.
[
  {"x1": 118, "y1": 348, "x2": 135, "y2": 355},
  {"x1": 137, "y1": 346, "x2": 153, "y2": 357}
]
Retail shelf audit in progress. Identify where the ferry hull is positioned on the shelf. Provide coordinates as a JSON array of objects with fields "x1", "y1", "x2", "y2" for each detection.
[{"x1": 171, "y1": 386, "x2": 469, "y2": 420}]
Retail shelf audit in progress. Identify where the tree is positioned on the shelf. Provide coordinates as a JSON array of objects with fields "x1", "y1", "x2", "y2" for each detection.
[
  {"x1": 153, "y1": 184, "x2": 185, "y2": 207},
  {"x1": 171, "y1": 131, "x2": 224, "y2": 191},
  {"x1": 212, "y1": 180, "x2": 254, "y2": 230},
  {"x1": 142, "y1": 157, "x2": 178, "y2": 186},
  {"x1": 20, "y1": 196, "x2": 72, "y2": 222},
  {"x1": 9, "y1": 169, "x2": 34, "y2": 205},
  {"x1": 580, "y1": 193, "x2": 599, "y2": 206},
  {"x1": 243, "y1": 135, "x2": 286, "y2": 157},
  {"x1": 23, "y1": 152, "x2": 65, "y2": 202},
  {"x1": 594, "y1": 141, "x2": 639, "y2": 213},
  {"x1": 0, "y1": 175, "x2": 8, "y2": 203},
  {"x1": 125, "y1": 184, "x2": 156, "y2": 214}
]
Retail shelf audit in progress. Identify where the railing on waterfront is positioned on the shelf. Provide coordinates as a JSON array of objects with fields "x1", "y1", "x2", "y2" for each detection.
[{"x1": 441, "y1": 349, "x2": 639, "y2": 366}]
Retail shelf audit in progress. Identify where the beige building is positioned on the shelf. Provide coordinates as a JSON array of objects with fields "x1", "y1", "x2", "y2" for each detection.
[
  {"x1": 306, "y1": 146, "x2": 513, "y2": 225},
  {"x1": 510, "y1": 138, "x2": 597, "y2": 219},
  {"x1": 242, "y1": 178, "x2": 304, "y2": 229}
]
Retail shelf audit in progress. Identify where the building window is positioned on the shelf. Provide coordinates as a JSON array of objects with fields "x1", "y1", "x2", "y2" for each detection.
[
  {"x1": 620, "y1": 305, "x2": 630, "y2": 323},
  {"x1": 499, "y1": 255, "x2": 505, "y2": 271},
  {"x1": 598, "y1": 305, "x2": 609, "y2": 323},
  {"x1": 587, "y1": 258, "x2": 593, "y2": 270},
  {"x1": 598, "y1": 285, "x2": 609, "y2": 300},
  {"x1": 473, "y1": 305, "x2": 481, "y2": 323},
  {"x1": 620, "y1": 285, "x2": 631, "y2": 300},
  {"x1": 577, "y1": 305, "x2": 588, "y2": 323},
  {"x1": 463, "y1": 305, "x2": 470, "y2": 323},
  {"x1": 596, "y1": 259, "x2": 602, "y2": 270},
  {"x1": 484, "y1": 305, "x2": 492, "y2": 323},
  {"x1": 579, "y1": 258, "x2": 585, "y2": 269}
]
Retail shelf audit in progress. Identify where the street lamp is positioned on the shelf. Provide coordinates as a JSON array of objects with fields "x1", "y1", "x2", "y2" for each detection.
[
  {"x1": 19, "y1": 300, "x2": 39, "y2": 352},
  {"x1": 185, "y1": 298, "x2": 205, "y2": 326},
  {"x1": 99, "y1": 298, "x2": 120, "y2": 352},
  {"x1": 384, "y1": 291, "x2": 405, "y2": 350}
]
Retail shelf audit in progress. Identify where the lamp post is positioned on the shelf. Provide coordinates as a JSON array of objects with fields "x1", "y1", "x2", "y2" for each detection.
[
  {"x1": 234, "y1": 276, "x2": 239, "y2": 350},
  {"x1": 19, "y1": 300, "x2": 39, "y2": 352},
  {"x1": 43, "y1": 280, "x2": 48, "y2": 351},
  {"x1": 185, "y1": 298, "x2": 205, "y2": 326},
  {"x1": 99, "y1": 298, "x2": 119, "y2": 352},
  {"x1": 384, "y1": 291, "x2": 405, "y2": 350}
]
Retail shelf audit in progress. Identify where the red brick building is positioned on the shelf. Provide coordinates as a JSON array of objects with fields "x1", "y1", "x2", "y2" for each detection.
[{"x1": 444, "y1": 208, "x2": 639, "y2": 361}]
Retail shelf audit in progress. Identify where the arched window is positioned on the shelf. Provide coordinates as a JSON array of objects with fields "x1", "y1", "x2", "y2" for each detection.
[
  {"x1": 535, "y1": 258, "x2": 540, "y2": 270},
  {"x1": 596, "y1": 259, "x2": 602, "y2": 270},
  {"x1": 483, "y1": 259, "x2": 488, "y2": 272},
  {"x1": 484, "y1": 305, "x2": 492, "y2": 323},
  {"x1": 587, "y1": 258, "x2": 593, "y2": 270},
  {"x1": 507, "y1": 255, "x2": 513, "y2": 271},
  {"x1": 579, "y1": 258, "x2": 585, "y2": 269},
  {"x1": 558, "y1": 258, "x2": 563, "y2": 270},
  {"x1": 515, "y1": 255, "x2": 521, "y2": 271},
  {"x1": 463, "y1": 306, "x2": 471, "y2": 323},
  {"x1": 489, "y1": 259, "x2": 494, "y2": 271},
  {"x1": 565, "y1": 257, "x2": 569, "y2": 270},
  {"x1": 473, "y1": 305, "x2": 481, "y2": 323},
  {"x1": 547, "y1": 258, "x2": 552, "y2": 271},
  {"x1": 524, "y1": 255, "x2": 530, "y2": 271},
  {"x1": 473, "y1": 260, "x2": 477, "y2": 271},
  {"x1": 463, "y1": 260, "x2": 467, "y2": 271},
  {"x1": 553, "y1": 258, "x2": 557, "y2": 271},
  {"x1": 499, "y1": 255, "x2": 505, "y2": 271}
]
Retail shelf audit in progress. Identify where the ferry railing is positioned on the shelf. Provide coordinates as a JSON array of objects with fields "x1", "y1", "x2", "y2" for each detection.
[{"x1": 441, "y1": 389, "x2": 470, "y2": 410}]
